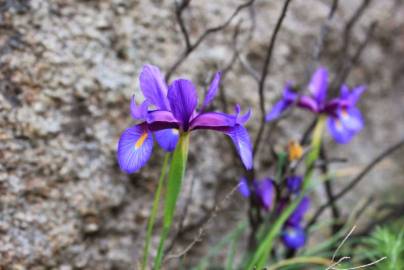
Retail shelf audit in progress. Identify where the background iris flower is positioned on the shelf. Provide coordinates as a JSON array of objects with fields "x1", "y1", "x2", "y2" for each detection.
[
  {"x1": 117, "y1": 65, "x2": 253, "y2": 173},
  {"x1": 265, "y1": 67, "x2": 366, "y2": 144},
  {"x1": 281, "y1": 196, "x2": 310, "y2": 250},
  {"x1": 239, "y1": 177, "x2": 275, "y2": 210}
]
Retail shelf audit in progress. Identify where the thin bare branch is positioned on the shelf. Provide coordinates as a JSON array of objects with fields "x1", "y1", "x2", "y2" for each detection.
[
  {"x1": 307, "y1": 137, "x2": 404, "y2": 229},
  {"x1": 253, "y1": 0, "x2": 293, "y2": 155},
  {"x1": 165, "y1": 0, "x2": 256, "y2": 81}
]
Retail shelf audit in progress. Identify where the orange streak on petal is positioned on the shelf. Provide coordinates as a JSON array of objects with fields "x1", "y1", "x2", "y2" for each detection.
[{"x1": 135, "y1": 132, "x2": 148, "y2": 149}]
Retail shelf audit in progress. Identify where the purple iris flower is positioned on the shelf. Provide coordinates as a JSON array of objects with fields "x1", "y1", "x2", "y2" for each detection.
[
  {"x1": 282, "y1": 225, "x2": 306, "y2": 250},
  {"x1": 265, "y1": 67, "x2": 366, "y2": 144},
  {"x1": 239, "y1": 177, "x2": 275, "y2": 210},
  {"x1": 117, "y1": 64, "x2": 253, "y2": 173},
  {"x1": 286, "y1": 175, "x2": 302, "y2": 194},
  {"x1": 281, "y1": 196, "x2": 310, "y2": 249}
]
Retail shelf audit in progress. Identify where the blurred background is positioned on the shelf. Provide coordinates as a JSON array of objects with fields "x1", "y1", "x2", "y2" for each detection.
[{"x1": 0, "y1": 0, "x2": 403, "y2": 269}]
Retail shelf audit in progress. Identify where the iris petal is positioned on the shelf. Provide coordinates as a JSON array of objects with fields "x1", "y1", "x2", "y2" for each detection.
[
  {"x1": 257, "y1": 178, "x2": 274, "y2": 210},
  {"x1": 287, "y1": 196, "x2": 310, "y2": 227},
  {"x1": 235, "y1": 105, "x2": 252, "y2": 124},
  {"x1": 168, "y1": 79, "x2": 198, "y2": 129},
  {"x1": 130, "y1": 96, "x2": 149, "y2": 120},
  {"x1": 117, "y1": 123, "x2": 154, "y2": 173},
  {"x1": 286, "y1": 176, "x2": 303, "y2": 194},
  {"x1": 224, "y1": 125, "x2": 253, "y2": 170},
  {"x1": 282, "y1": 226, "x2": 306, "y2": 249},
  {"x1": 308, "y1": 67, "x2": 328, "y2": 105},
  {"x1": 340, "y1": 107, "x2": 364, "y2": 133},
  {"x1": 327, "y1": 115, "x2": 355, "y2": 144},
  {"x1": 189, "y1": 112, "x2": 236, "y2": 130},
  {"x1": 201, "y1": 72, "x2": 221, "y2": 111},
  {"x1": 298, "y1": 96, "x2": 319, "y2": 113},
  {"x1": 239, "y1": 177, "x2": 251, "y2": 198},
  {"x1": 139, "y1": 65, "x2": 170, "y2": 110},
  {"x1": 348, "y1": 85, "x2": 366, "y2": 106},
  {"x1": 154, "y1": 129, "x2": 179, "y2": 152},
  {"x1": 266, "y1": 84, "x2": 297, "y2": 122}
]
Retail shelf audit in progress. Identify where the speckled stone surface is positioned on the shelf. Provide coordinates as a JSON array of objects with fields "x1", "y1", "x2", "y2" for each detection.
[{"x1": 0, "y1": 0, "x2": 403, "y2": 269}]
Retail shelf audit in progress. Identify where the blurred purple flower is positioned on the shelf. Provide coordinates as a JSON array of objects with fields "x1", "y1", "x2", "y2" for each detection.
[
  {"x1": 282, "y1": 225, "x2": 306, "y2": 250},
  {"x1": 281, "y1": 196, "x2": 310, "y2": 250},
  {"x1": 265, "y1": 67, "x2": 366, "y2": 144},
  {"x1": 239, "y1": 177, "x2": 275, "y2": 210},
  {"x1": 117, "y1": 65, "x2": 253, "y2": 173},
  {"x1": 286, "y1": 175, "x2": 303, "y2": 194}
]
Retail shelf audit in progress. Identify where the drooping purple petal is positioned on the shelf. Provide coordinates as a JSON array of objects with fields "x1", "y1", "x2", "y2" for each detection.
[
  {"x1": 117, "y1": 123, "x2": 154, "y2": 173},
  {"x1": 168, "y1": 79, "x2": 198, "y2": 130},
  {"x1": 287, "y1": 196, "x2": 310, "y2": 227},
  {"x1": 286, "y1": 176, "x2": 303, "y2": 194},
  {"x1": 327, "y1": 116, "x2": 355, "y2": 144},
  {"x1": 282, "y1": 226, "x2": 306, "y2": 249},
  {"x1": 266, "y1": 84, "x2": 297, "y2": 122},
  {"x1": 130, "y1": 97, "x2": 149, "y2": 120},
  {"x1": 239, "y1": 177, "x2": 251, "y2": 198},
  {"x1": 257, "y1": 178, "x2": 274, "y2": 210},
  {"x1": 308, "y1": 67, "x2": 328, "y2": 105},
  {"x1": 201, "y1": 72, "x2": 221, "y2": 111},
  {"x1": 139, "y1": 65, "x2": 170, "y2": 110},
  {"x1": 154, "y1": 129, "x2": 179, "y2": 152},
  {"x1": 224, "y1": 125, "x2": 253, "y2": 170},
  {"x1": 189, "y1": 112, "x2": 236, "y2": 130},
  {"x1": 339, "y1": 107, "x2": 364, "y2": 133}
]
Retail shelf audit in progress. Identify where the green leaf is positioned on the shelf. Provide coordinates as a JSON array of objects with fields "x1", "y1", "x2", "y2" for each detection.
[
  {"x1": 141, "y1": 153, "x2": 171, "y2": 270},
  {"x1": 154, "y1": 132, "x2": 190, "y2": 270}
]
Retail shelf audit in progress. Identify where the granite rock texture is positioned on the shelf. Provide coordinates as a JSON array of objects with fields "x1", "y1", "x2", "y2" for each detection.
[{"x1": 0, "y1": 0, "x2": 403, "y2": 269}]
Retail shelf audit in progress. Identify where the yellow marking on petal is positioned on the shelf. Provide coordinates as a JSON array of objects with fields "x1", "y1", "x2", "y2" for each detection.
[
  {"x1": 135, "y1": 132, "x2": 148, "y2": 149},
  {"x1": 288, "y1": 140, "x2": 303, "y2": 161},
  {"x1": 172, "y1": 129, "x2": 179, "y2": 135}
]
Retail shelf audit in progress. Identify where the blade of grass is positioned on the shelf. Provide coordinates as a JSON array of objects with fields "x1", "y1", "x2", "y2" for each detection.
[
  {"x1": 142, "y1": 153, "x2": 171, "y2": 270},
  {"x1": 154, "y1": 132, "x2": 190, "y2": 270},
  {"x1": 194, "y1": 220, "x2": 247, "y2": 270}
]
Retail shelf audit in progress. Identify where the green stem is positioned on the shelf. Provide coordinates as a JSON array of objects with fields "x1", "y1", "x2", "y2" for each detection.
[
  {"x1": 141, "y1": 153, "x2": 171, "y2": 270},
  {"x1": 154, "y1": 132, "x2": 190, "y2": 270},
  {"x1": 246, "y1": 116, "x2": 326, "y2": 270}
]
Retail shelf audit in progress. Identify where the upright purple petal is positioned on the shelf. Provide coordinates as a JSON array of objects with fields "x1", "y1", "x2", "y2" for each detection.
[
  {"x1": 130, "y1": 97, "x2": 149, "y2": 120},
  {"x1": 266, "y1": 84, "x2": 297, "y2": 122},
  {"x1": 327, "y1": 116, "x2": 355, "y2": 144},
  {"x1": 346, "y1": 85, "x2": 366, "y2": 106},
  {"x1": 189, "y1": 112, "x2": 236, "y2": 130},
  {"x1": 154, "y1": 129, "x2": 179, "y2": 152},
  {"x1": 257, "y1": 178, "x2": 275, "y2": 210},
  {"x1": 286, "y1": 176, "x2": 302, "y2": 194},
  {"x1": 282, "y1": 226, "x2": 306, "y2": 249},
  {"x1": 168, "y1": 79, "x2": 198, "y2": 130},
  {"x1": 117, "y1": 123, "x2": 154, "y2": 173},
  {"x1": 139, "y1": 65, "x2": 170, "y2": 110},
  {"x1": 308, "y1": 67, "x2": 328, "y2": 105},
  {"x1": 235, "y1": 105, "x2": 252, "y2": 124},
  {"x1": 287, "y1": 196, "x2": 310, "y2": 227},
  {"x1": 201, "y1": 72, "x2": 221, "y2": 111},
  {"x1": 239, "y1": 177, "x2": 251, "y2": 198},
  {"x1": 224, "y1": 125, "x2": 253, "y2": 170}
]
